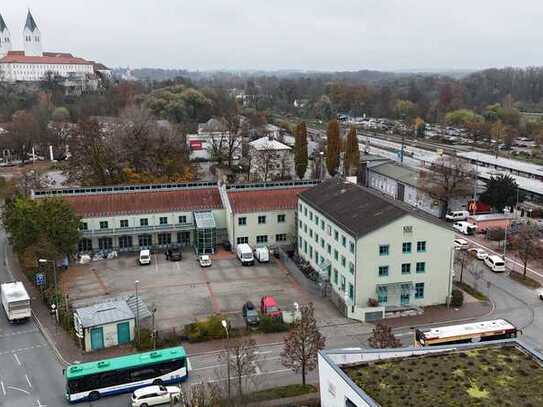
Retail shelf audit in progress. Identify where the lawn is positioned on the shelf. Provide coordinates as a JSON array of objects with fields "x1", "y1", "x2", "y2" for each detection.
[
  {"x1": 246, "y1": 384, "x2": 316, "y2": 403},
  {"x1": 343, "y1": 344, "x2": 543, "y2": 407}
]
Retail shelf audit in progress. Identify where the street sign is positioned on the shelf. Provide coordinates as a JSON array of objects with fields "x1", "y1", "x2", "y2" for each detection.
[{"x1": 36, "y1": 272, "x2": 45, "y2": 286}]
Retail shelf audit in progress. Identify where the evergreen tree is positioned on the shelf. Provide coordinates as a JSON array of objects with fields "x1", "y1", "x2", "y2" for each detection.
[
  {"x1": 343, "y1": 126, "x2": 360, "y2": 176},
  {"x1": 326, "y1": 119, "x2": 340, "y2": 176},
  {"x1": 294, "y1": 122, "x2": 308, "y2": 179},
  {"x1": 480, "y1": 174, "x2": 523, "y2": 212}
]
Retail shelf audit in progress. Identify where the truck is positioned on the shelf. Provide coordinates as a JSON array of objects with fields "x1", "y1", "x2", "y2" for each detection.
[
  {"x1": 1, "y1": 281, "x2": 31, "y2": 323},
  {"x1": 236, "y1": 243, "x2": 254, "y2": 266},
  {"x1": 254, "y1": 246, "x2": 270, "y2": 263}
]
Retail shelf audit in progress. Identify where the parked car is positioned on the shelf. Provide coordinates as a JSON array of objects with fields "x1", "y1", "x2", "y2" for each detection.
[
  {"x1": 254, "y1": 247, "x2": 270, "y2": 263},
  {"x1": 237, "y1": 243, "x2": 254, "y2": 266},
  {"x1": 260, "y1": 295, "x2": 281, "y2": 318},
  {"x1": 139, "y1": 249, "x2": 151, "y2": 265},
  {"x1": 454, "y1": 238, "x2": 469, "y2": 250},
  {"x1": 453, "y1": 221, "x2": 477, "y2": 235},
  {"x1": 467, "y1": 248, "x2": 488, "y2": 260},
  {"x1": 165, "y1": 247, "x2": 182, "y2": 261},
  {"x1": 242, "y1": 301, "x2": 260, "y2": 327},
  {"x1": 484, "y1": 255, "x2": 506, "y2": 273},
  {"x1": 198, "y1": 255, "x2": 212, "y2": 268},
  {"x1": 445, "y1": 210, "x2": 470, "y2": 222},
  {"x1": 131, "y1": 385, "x2": 181, "y2": 407}
]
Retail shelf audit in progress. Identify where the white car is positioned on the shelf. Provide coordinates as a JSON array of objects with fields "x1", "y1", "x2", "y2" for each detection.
[
  {"x1": 131, "y1": 385, "x2": 181, "y2": 407},
  {"x1": 454, "y1": 238, "x2": 469, "y2": 250},
  {"x1": 468, "y1": 248, "x2": 488, "y2": 260},
  {"x1": 198, "y1": 255, "x2": 212, "y2": 268}
]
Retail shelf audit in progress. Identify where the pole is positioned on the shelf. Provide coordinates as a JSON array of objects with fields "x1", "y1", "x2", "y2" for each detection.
[
  {"x1": 152, "y1": 307, "x2": 156, "y2": 350},
  {"x1": 135, "y1": 280, "x2": 140, "y2": 346},
  {"x1": 503, "y1": 222, "x2": 508, "y2": 269},
  {"x1": 53, "y1": 260, "x2": 58, "y2": 305},
  {"x1": 447, "y1": 246, "x2": 453, "y2": 307},
  {"x1": 226, "y1": 327, "x2": 231, "y2": 404}
]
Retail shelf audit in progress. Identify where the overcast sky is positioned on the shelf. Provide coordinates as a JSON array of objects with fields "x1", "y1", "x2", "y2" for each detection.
[{"x1": 2, "y1": 1, "x2": 542, "y2": 71}]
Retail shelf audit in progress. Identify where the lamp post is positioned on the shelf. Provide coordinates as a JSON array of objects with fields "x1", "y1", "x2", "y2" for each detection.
[
  {"x1": 447, "y1": 246, "x2": 454, "y2": 307},
  {"x1": 221, "y1": 319, "x2": 231, "y2": 404},
  {"x1": 135, "y1": 280, "x2": 140, "y2": 346},
  {"x1": 319, "y1": 151, "x2": 324, "y2": 179},
  {"x1": 503, "y1": 209, "x2": 509, "y2": 270}
]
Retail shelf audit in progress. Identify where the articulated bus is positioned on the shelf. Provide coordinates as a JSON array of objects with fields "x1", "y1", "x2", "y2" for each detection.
[
  {"x1": 415, "y1": 319, "x2": 519, "y2": 347},
  {"x1": 64, "y1": 346, "x2": 189, "y2": 403}
]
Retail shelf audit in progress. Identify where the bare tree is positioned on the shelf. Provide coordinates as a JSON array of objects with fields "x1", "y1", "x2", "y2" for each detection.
[
  {"x1": 249, "y1": 141, "x2": 281, "y2": 182},
  {"x1": 368, "y1": 323, "x2": 402, "y2": 349},
  {"x1": 509, "y1": 223, "x2": 542, "y2": 277},
  {"x1": 454, "y1": 249, "x2": 475, "y2": 284},
  {"x1": 218, "y1": 336, "x2": 257, "y2": 401},
  {"x1": 419, "y1": 155, "x2": 473, "y2": 218},
  {"x1": 176, "y1": 382, "x2": 223, "y2": 407},
  {"x1": 281, "y1": 303, "x2": 325, "y2": 385}
]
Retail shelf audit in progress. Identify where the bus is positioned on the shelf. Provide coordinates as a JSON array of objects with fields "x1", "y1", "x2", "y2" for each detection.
[
  {"x1": 415, "y1": 319, "x2": 519, "y2": 347},
  {"x1": 64, "y1": 346, "x2": 189, "y2": 403}
]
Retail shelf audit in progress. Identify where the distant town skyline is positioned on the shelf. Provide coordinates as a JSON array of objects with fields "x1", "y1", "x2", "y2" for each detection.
[{"x1": 1, "y1": 1, "x2": 542, "y2": 71}]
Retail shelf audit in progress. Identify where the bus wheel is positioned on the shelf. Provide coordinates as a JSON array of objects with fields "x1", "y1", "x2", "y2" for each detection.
[
  {"x1": 153, "y1": 379, "x2": 163, "y2": 385},
  {"x1": 88, "y1": 391, "x2": 101, "y2": 401}
]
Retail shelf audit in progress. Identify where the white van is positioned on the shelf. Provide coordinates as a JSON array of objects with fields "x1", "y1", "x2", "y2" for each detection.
[
  {"x1": 139, "y1": 249, "x2": 151, "y2": 265},
  {"x1": 254, "y1": 247, "x2": 270, "y2": 263},
  {"x1": 484, "y1": 255, "x2": 505, "y2": 273},
  {"x1": 453, "y1": 221, "x2": 477, "y2": 235},
  {"x1": 236, "y1": 243, "x2": 254, "y2": 266},
  {"x1": 454, "y1": 238, "x2": 469, "y2": 250},
  {"x1": 446, "y1": 210, "x2": 470, "y2": 222}
]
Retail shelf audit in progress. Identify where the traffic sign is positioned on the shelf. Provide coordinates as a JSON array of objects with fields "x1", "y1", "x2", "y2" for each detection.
[{"x1": 36, "y1": 272, "x2": 45, "y2": 286}]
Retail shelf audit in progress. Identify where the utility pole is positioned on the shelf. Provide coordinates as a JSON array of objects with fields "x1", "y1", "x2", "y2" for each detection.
[
  {"x1": 221, "y1": 319, "x2": 231, "y2": 405},
  {"x1": 135, "y1": 280, "x2": 140, "y2": 346}
]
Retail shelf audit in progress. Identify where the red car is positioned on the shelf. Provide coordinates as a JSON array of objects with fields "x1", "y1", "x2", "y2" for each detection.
[{"x1": 260, "y1": 296, "x2": 281, "y2": 318}]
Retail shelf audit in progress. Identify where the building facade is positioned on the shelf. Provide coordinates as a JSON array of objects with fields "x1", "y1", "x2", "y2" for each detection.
[{"x1": 298, "y1": 178, "x2": 454, "y2": 322}]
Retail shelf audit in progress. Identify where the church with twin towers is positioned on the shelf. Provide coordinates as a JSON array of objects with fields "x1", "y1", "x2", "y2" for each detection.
[{"x1": 0, "y1": 9, "x2": 109, "y2": 83}]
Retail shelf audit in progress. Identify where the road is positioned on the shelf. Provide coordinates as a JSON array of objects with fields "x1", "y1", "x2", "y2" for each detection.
[{"x1": 0, "y1": 229, "x2": 67, "y2": 407}]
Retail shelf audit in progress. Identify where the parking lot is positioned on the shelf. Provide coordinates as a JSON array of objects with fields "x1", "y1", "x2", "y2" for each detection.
[{"x1": 60, "y1": 250, "x2": 341, "y2": 333}]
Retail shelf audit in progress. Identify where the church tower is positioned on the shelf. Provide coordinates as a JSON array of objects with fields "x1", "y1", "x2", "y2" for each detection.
[
  {"x1": 0, "y1": 13, "x2": 11, "y2": 57},
  {"x1": 23, "y1": 10, "x2": 42, "y2": 57}
]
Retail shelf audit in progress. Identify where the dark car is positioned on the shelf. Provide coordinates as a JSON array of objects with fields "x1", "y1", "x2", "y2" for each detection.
[
  {"x1": 242, "y1": 301, "x2": 260, "y2": 328},
  {"x1": 165, "y1": 247, "x2": 182, "y2": 261}
]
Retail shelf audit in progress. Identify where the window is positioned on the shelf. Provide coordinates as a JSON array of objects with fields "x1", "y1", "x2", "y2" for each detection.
[
  {"x1": 303, "y1": 240, "x2": 307, "y2": 253},
  {"x1": 178, "y1": 215, "x2": 187, "y2": 224},
  {"x1": 119, "y1": 235, "x2": 133, "y2": 249},
  {"x1": 417, "y1": 241, "x2": 427, "y2": 252},
  {"x1": 416, "y1": 262, "x2": 426, "y2": 273},
  {"x1": 299, "y1": 236, "x2": 302, "y2": 247},
  {"x1": 309, "y1": 211, "x2": 313, "y2": 221},
  {"x1": 334, "y1": 230, "x2": 339, "y2": 241},
  {"x1": 334, "y1": 249, "x2": 338, "y2": 260},
  {"x1": 299, "y1": 220, "x2": 302, "y2": 228},
  {"x1": 98, "y1": 237, "x2": 113, "y2": 250},
  {"x1": 309, "y1": 246, "x2": 313, "y2": 257},
  {"x1": 321, "y1": 220, "x2": 325, "y2": 230},
  {"x1": 158, "y1": 233, "x2": 171, "y2": 245},
  {"x1": 349, "y1": 241, "x2": 355, "y2": 253},
  {"x1": 78, "y1": 239, "x2": 92, "y2": 252},
  {"x1": 277, "y1": 214, "x2": 286, "y2": 223},
  {"x1": 304, "y1": 207, "x2": 307, "y2": 216},
  {"x1": 327, "y1": 244, "x2": 331, "y2": 254},
  {"x1": 377, "y1": 286, "x2": 388, "y2": 304},
  {"x1": 402, "y1": 242, "x2": 412, "y2": 254},
  {"x1": 120, "y1": 219, "x2": 128, "y2": 228},
  {"x1": 401, "y1": 263, "x2": 411, "y2": 275},
  {"x1": 341, "y1": 255, "x2": 346, "y2": 267},
  {"x1": 346, "y1": 397, "x2": 358, "y2": 407},
  {"x1": 99, "y1": 221, "x2": 108, "y2": 229},
  {"x1": 238, "y1": 217, "x2": 247, "y2": 226},
  {"x1": 348, "y1": 283, "x2": 354, "y2": 300},
  {"x1": 79, "y1": 222, "x2": 88, "y2": 231},
  {"x1": 320, "y1": 238, "x2": 325, "y2": 248},
  {"x1": 314, "y1": 233, "x2": 319, "y2": 243},
  {"x1": 309, "y1": 229, "x2": 313, "y2": 238},
  {"x1": 140, "y1": 218, "x2": 148, "y2": 227},
  {"x1": 341, "y1": 235, "x2": 346, "y2": 247},
  {"x1": 256, "y1": 235, "x2": 268, "y2": 244},
  {"x1": 315, "y1": 215, "x2": 319, "y2": 225},
  {"x1": 379, "y1": 244, "x2": 389, "y2": 256},
  {"x1": 378, "y1": 266, "x2": 389, "y2": 277},
  {"x1": 299, "y1": 203, "x2": 302, "y2": 212},
  {"x1": 237, "y1": 236, "x2": 248, "y2": 244},
  {"x1": 340, "y1": 275, "x2": 346, "y2": 292},
  {"x1": 304, "y1": 224, "x2": 307, "y2": 233},
  {"x1": 333, "y1": 269, "x2": 338, "y2": 285},
  {"x1": 349, "y1": 262, "x2": 355, "y2": 274},
  {"x1": 159, "y1": 216, "x2": 168, "y2": 225},
  {"x1": 415, "y1": 283, "x2": 425, "y2": 299},
  {"x1": 258, "y1": 215, "x2": 266, "y2": 224},
  {"x1": 276, "y1": 234, "x2": 287, "y2": 242}
]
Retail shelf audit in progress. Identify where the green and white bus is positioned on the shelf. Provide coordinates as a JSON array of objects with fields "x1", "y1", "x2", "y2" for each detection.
[{"x1": 64, "y1": 346, "x2": 189, "y2": 403}]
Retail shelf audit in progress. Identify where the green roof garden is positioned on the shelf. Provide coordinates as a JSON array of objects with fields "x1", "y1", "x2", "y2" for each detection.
[
  {"x1": 65, "y1": 346, "x2": 186, "y2": 380},
  {"x1": 343, "y1": 344, "x2": 543, "y2": 407}
]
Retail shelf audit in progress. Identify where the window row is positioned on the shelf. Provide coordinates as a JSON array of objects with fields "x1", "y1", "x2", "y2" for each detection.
[
  {"x1": 82, "y1": 216, "x2": 189, "y2": 230},
  {"x1": 378, "y1": 262, "x2": 426, "y2": 277},
  {"x1": 238, "y1": 214, "x2": 286, "y2": 226},
  {"x1": 298, "y1": 207, "x2": 355, "y2": 254},
  {"x1": 331, "y1": 268, "x2": 354, "y2": 301},
  {"x1": 377, "y1": 283, "x2": 425, "y2": 304},
  {"x1": 379, "y1": 241, "x2": 426, "y2": 256},
  {"x1": 78, "y1": 231, "x2": 192, "y2": 251},
  {"x1": 236, "y1": 234, "x2": 287, "y2": 245},
  {"x1": 299, "y1": 239, "x2": 355, "y2": 275}
]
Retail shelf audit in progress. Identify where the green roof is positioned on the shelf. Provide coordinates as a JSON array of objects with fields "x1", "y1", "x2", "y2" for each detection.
[{"x1": 65, "y1": 346, "x2": 186, "y2": 380}]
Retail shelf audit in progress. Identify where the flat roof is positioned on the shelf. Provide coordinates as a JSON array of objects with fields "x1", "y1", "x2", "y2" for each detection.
[
  {"x1": 459, "y1": 151, "x2": 543, "y2": 176},
  {"x1": 75, "y1": 300, "x2": 134, "y2": 328},
  {"x1": 227, "y1": 187, "x2": 309, "y2": 213},
  {"x1": 329, "y1": 341, "x2": 543, "y2": 407}
]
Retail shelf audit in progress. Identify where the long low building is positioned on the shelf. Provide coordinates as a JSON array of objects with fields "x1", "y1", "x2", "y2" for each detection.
[{"x1": 32, "y1": 180, "x2": 319, "y2": 255}]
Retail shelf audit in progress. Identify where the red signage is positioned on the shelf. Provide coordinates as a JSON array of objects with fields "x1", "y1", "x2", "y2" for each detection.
[{"x1": 190, "y1": 140, "x2": 203, "y2": 150}]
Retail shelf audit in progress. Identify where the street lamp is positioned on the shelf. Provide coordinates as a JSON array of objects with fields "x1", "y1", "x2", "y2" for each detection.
[
  {"x1": 319, "y1": 151, "x2": 324, "y2": 179},
  {"x1": 503, "y1": 209, "x2": 509, "y2": 269},
  {"x1": 447, "y1": 246, "x2": 455, "y2": 307},
  {"x1": 221, "y1": 319, "x2": 231, "y2": 404},
  {"x1": 135, "y1": 280, "x2": 140, "y2": 346}
]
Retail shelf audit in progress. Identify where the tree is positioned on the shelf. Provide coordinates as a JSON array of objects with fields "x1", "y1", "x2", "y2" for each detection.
[
  {"x1": 219, "y1": 336, "x2": 257, "y2": 400},
  {"x1": 325, "y1": 119, "x2": 341, "y2": 176},
  {"x1": 419, "y1": 156, "x2": 473, "y2": 217},
  {"x1": 249, "y1": 141, "x2": 281, "y2": 182},
  {"x1": 454, "y1": 249, "x2": 475, "y2": 284},
  {"x1": 6, "y1": 110, "x2": 43, "y2": 163},
  {"x1": 509, "y1": 223, "x2": 542, "y2": 277},
  {"x1": 480, "y1": 174, "x2": 522, "y2": 212},
  {"x1": 368, "y1": 323, "x2": 402, "y2": 348},
  {"x1": 414, "y1": 117, "x2": 426, "y2": 138},
  {"x1": 444, "y1": 109, "x2": 483, "y2": 127},
  {"x1": 281, "y1": 303, "x2": 325, "y2": 385},
  {"x1": 343, "y1": 126, "x2": 359, "y2": 176},
  {"x1": 294, "y1": 122, "x2": 308, "y2": 179},
  {"x1": 395, "y1": 99, "x2": 417, "y2": 121}
]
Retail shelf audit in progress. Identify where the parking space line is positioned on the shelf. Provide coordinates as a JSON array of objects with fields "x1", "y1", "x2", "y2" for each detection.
[
  {"x1": 205, "y1": 282, "x2": 221, "y2": 314},
  {"x1": 25, "y1": 374, "x2": 32, "y2": 389},
  {"x1": 7, "y1": 385, "x2": 29, "y2": 395},
  {"x1": 1, "y1": 381, "x2": 5, "y2": 396},
  {"x1": 13, "y1": 353, "x2": 21, "y2": 366}
]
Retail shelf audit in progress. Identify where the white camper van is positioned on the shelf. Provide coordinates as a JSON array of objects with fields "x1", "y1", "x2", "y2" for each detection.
[
  {"x1": 446, "y1": 210, "x2": 470, "y2": 222},
  {"x1": 1, "y1": 281, "x2": 31, "y2": 323},
  {"x1": 236, "y1": 244, "x2": 254, "y2": 266}
]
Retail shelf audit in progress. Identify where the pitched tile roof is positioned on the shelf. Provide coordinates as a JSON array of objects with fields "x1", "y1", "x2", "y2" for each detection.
[
  {"x1": 64, "y1": 187, "x2": 222, "y2": 217},
  {"x1": 228, "y1": 187, "x2": 309, "y2": 213},
  {"x1": 0, "y1": 51, "x2": 92, "y2": 65},
  {"x1": 300, "y1": 178, "x2": 447, "y2": 238}
]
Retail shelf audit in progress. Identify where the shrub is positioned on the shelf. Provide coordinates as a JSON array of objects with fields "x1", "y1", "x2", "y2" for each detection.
[
  {"x1": 451, "y1": 288, "x2": 464, "y2": 307},
  {"x1": 260, "y1": 316, "x2": 289, "y2": 333},
  {"x1": 185, "y1": 314, "x2": 228, "y2": 343}
]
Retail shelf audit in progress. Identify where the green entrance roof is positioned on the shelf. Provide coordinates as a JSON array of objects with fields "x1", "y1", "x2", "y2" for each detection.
[{"x1": 65, "y1": 346, "x2": 186, "y2": 380}]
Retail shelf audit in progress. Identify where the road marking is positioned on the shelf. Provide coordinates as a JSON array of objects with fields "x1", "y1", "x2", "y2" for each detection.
[
  {"x1": 0, "y1": 344, "x2": 46, "y2": 357},
  {"x1": 7, "y1": 385, "x2": 29, "y2": 395},
  {"x1": 206, "y1": 367, "x2": 292, "y2": 383},
  {"x1": 36, "y1": 400, "x2": 48, "y2": 407},
  {"x1": 13, "y1": 353, "x2": 21, "y2": 366},
  {"x1": 25, "y1": 374, "x2": 32, "y2": 388},
  {"x1": 254, "y1": 350, "x2": 273, "y2": 355},
  {"x1": 0, "y1": 328, "x2": 39, "y2": 338},
  {"x1": 190, "y1": 342, "x2": 284, "y2": 357},
  {"x1": 252, "y1": 360, "x2": 262, "y2": 375},
  {"x1": 1, "y1": 381, "x2": 5, "y2": 396}
]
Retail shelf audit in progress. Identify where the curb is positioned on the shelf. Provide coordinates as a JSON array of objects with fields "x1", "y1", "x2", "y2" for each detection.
[{"x1": 32, "y1": 311, "x2": 71, "y2": 367}]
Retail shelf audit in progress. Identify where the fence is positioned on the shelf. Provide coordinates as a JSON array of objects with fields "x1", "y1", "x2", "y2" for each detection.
[{"x1": 275, "y1": 247, "x2": 324, "y2": 297}]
